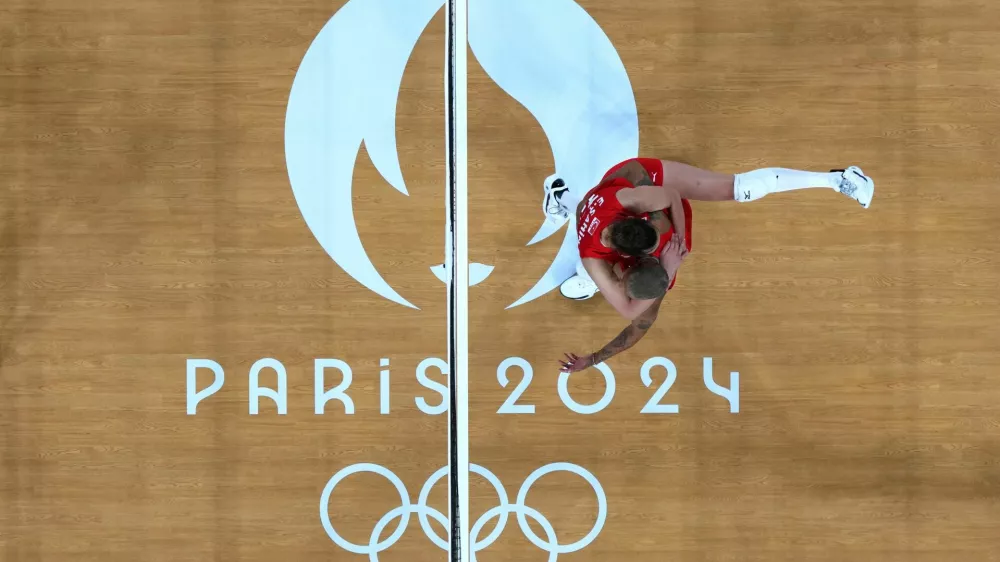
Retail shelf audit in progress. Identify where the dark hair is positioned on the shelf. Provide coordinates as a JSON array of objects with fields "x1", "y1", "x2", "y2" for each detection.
[
  {"x1": 609, "y1": 218, "x2": 658, "y2": 257},
  {"x1": 625, "y1": 260, "x2": 669, "y2": 300}
]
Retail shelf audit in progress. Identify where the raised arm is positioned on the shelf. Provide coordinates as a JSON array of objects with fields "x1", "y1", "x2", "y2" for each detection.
[{"x1": 581, "y1": 257, "x2": 658, "y2": 321}]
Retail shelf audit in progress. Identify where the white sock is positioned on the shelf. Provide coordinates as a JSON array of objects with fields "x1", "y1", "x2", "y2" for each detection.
[{"x1": 734, "y1": 168, "x2": 841, "y2": 202}]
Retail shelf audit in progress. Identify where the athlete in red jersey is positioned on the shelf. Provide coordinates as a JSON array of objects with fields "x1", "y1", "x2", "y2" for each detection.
[
  {"x1": 564, "y1": 158, "x2": 694, "y2": 320},
  {"x1": 546, "y1": 157, "x2": 876, "y2": 372},
  {"x1": 576, "y1": 158, "x2": 693, "y2": 289}
]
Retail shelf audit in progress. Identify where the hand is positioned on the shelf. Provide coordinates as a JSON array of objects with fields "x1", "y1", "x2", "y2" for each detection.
[
  {"x1": 559, "y1": 353, "x2": 594, "y2": 373},
  {"x1": 670, "y1": 232, "x2": 685, "y2": 248},
  {"x1": 659, "y1": 238, "x2": 688, "y2": 272}
]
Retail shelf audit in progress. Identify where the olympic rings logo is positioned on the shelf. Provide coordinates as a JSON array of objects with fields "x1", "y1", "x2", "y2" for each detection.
[{"x1": 319, "y1": 462, "x2": 607, "y2": 561}]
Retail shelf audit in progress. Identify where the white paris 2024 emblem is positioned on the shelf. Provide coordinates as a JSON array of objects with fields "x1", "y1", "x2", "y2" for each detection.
[{"x1": 285, "y1": 0, "x2": 639, "y2": 309}]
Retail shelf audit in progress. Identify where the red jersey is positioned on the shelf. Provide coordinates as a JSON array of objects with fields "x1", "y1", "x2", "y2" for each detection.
[{"x1": 577, "y1": 158, "x2": 694, "y2": 289}]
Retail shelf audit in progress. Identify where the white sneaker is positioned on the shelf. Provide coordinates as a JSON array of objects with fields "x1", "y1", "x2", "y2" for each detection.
[
  {"x1": 543, "y1": 175, "x2": 570, "y2": 223},
  {"x1": 560, "y1": 274, "x2": 599, "y2": 300},
  {"x1": 834, "y1": 166, "x2": 875, "y2": 209}
]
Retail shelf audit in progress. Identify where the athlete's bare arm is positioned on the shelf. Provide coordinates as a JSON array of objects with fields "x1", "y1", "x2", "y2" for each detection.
[
  {"x1": 592, "y1": 296, "x2": 663, "y2": 363},
  {"x1": 559, "y1": 240, "x2": 687, "y2": 372},
  {"x1": 581, "y1": 257, "x2": 658, "y2": 321},
  {"x1": 559, "y1": 296, "x2": 663, "y2": 373},
  {"x1": 616, "y1": 185, "x2": 686, "y2": 242},
  {"x1": 591, "y1": 240, "x2": 684, "y2": 363}
]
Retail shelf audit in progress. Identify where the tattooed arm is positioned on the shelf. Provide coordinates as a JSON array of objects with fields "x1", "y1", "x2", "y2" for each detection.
[
  {"x1": 559, "y1": 296, "x2": 664, "y2": 373},
  {"x1": 591, "y1": 296, "x2": 662, "y2": 364}
]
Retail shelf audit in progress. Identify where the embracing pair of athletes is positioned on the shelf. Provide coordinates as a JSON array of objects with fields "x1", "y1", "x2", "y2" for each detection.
[{"x1": 545, "y1": 158, "x2": 875, "y2": 373}]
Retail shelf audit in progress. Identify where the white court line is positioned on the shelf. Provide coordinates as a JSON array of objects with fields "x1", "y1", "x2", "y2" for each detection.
[
  {"x1": 445, "y1": 0, "x2": 470, "y2": 560},
  {"x1": 455, "y1": 0, "x2": 470, "y2": 556}
]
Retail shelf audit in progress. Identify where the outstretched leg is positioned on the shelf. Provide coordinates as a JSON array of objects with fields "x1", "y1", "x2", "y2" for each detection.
[
  {"x1": 658, "y1": 160, "x2": 735, "y2": 201},
  {"x1": 660, "y1": 160, "x2": 875, "y2": 208}
]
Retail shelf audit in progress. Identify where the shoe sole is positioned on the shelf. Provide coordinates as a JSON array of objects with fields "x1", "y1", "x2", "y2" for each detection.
[
  {"x1": 560, "y1": 285, "x2": 598, "y2": 300},
  {"x1": 544, "y1": 190, "x2": 570, "y2": 219},
  {"x1": 830, "y1": 168, "x2": 874, "y2": 209}
]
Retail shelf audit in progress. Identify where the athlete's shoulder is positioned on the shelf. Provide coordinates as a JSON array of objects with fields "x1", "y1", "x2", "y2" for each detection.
[{"x1": 590, "y1": 177, "x2": 631, "y2": 197}]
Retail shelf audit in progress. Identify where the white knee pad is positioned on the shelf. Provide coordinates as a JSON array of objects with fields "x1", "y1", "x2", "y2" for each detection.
[{"x1": 733, "y1": 168, "x2": 778, "y2": 202}]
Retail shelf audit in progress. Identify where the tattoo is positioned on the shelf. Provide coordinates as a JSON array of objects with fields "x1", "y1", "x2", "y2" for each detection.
[
  {"x1": 593, "y1": 316, "x2": 657, "y2": 364},
  {"x1": 633, "y1": 167, "x2": 654, "y2": 187},
  {"x1": 607, "y1": 162, "x2": 654, "y2": 187},
  {"x1": 591, "y1": 298, "x2": 663, "y2": 365},
  {"x1": 646, "y1": 210, "x2": 665, "y2": 221},
  {"x1": 593, "y1": 326, "x2": 638, "y2": 364}
]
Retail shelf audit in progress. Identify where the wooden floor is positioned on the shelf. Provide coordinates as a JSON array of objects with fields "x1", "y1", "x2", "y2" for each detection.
[{"x1": 2, "y1": 0, "x2": 999, "y2": 561}]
